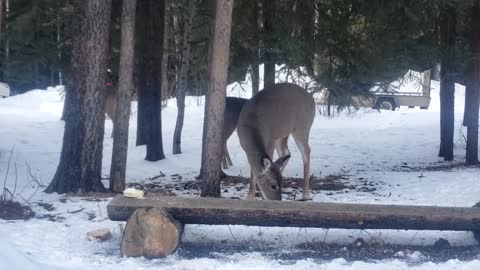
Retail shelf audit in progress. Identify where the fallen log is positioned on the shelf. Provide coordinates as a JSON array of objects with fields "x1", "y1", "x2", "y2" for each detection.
[{"x1": 108, "y1": 195, "x2": 480, "y2": 232}]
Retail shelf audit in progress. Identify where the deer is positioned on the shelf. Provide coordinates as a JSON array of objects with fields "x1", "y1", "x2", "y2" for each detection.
[
  {"x1": 105, "y1": 89, "x2": 117, "y2": 137},
  {"x1": 237, "y1": 83, "x2": 315, "y2": 201},
  {"x1": 222, "y1": 97, "x2": 248, "y2": 169},
  {"x1": 106, "y1": 89, "x2": 248, "y2": 169}
]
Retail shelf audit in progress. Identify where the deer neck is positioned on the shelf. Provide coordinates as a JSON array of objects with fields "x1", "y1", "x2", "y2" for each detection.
[{"x1": 242, "y1": 125, "x2": 270, "y2": 176}]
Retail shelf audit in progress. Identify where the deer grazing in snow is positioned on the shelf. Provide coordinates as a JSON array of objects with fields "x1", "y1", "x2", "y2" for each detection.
[
  {"x1": 237, "y1": 83, "x2": 315, "y2": 201},
  {"x1": 106, "y1": 89, "x2": 248, "y2": 169}
]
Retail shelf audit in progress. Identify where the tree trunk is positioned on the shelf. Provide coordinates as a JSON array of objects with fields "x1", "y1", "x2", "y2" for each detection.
[
  {"x1": 135, "y1": 1, "x2": 147, "y2": 146},
  {"x1": 262, "y1": 0, "x2": 275, "y2": 89},
  {"x1": 251, "y1": 64, "x2": 259, "y2": 96},
  {"x1": 2, "y1": 0, "x2": 9, "y2": 82},
  {"x1": 161, "y1": 0, "x2": 170, "y2": 101},
  {"x1": 0, "y1": 0, "x2": 4, "y2": 33},
  {"x1": 438, "y1": 6, "x2": 456, "y2": 161},
  {"x1": 296, "y1": 0, "x2": 315, "y2": 77},
  {"x1": 46, "y1": 0, "x2": 111, "y2": 194},
  {"x1": 466, "y1": 0, "x2": 480, "y2": 165},
  {"x1": 136, "y1": 0, "x2": 166, "y2": 161},
  {"x1": 200, "y1": 0, "x2": 233, "y2": 197},
  {"x1": 109, "y1": 0, "x2": 136, "y2": 193},
  {"x1": 250, "y1": 1, "x2": 260, "y2": 96},
  {"x1": 464, "y1": 78, "x2": 475, "y2": 127},
  {"x1": 172, "y1": 0, "x2": 195, "y2": 155},
  {"x1": 60, "y1": 85, "x2": 73, "y2": 121}
]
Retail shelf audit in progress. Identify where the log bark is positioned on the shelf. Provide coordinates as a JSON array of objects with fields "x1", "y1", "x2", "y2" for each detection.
[
  {"x1": 109, "y1": 0, "x2": 136, "y2": 193},
  {"x1": 108, "y1": 195, "x2": 480, "y2": 232}
]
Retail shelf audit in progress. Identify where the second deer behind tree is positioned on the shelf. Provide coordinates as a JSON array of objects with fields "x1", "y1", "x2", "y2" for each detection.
[{"x1": 237, "y1": 83, "x2": 315, "y2": 201}]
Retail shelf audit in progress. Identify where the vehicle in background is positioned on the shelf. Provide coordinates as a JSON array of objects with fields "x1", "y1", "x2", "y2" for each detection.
[
  {"x1": 0, "y1": 82, "x2": 10, "y2": 98},
  {"x1": 353, "y1": 70, "x2": 431, "y2": 111}
]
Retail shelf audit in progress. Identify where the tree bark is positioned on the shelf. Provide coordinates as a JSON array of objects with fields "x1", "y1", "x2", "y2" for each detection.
[
  {"x1": 60, "y1": 85, "x2": 73, "y2": 121},
  {"x1": 438, "y1": 5, "x2": 456, "y2": 161},
  {"x1": 464, "y1": 78, "x2": 475, "y2": 127},
  {"x1": 172, "y1": 0, "x2": 195, "y2": 155},
  {"x1": 466, "y1": 0, "x2": 480, "y2": 165},
  {"x1": 200, "y1": 0, "x2": 233, "y2": 197},
  {"x1": 251, "y1": 64, "x2": 259, "y2": 96},
  {"x1": 46, "y1": 0, "x2": 111, "y2": 194},
  {"x1": 250, "y1": 1, "x2": 260, "y2": 97},
  {"x1": 135, "y1": 0, "x2": 147, "y2": 146},
  {"x1": 262, "y1": 0, "x2": 275, "y2": 89},
  {"x1": 161, "y1": 0, "x2": 170, "y2": 101},
  {"x1": 0, "y1": 0, "x2": 4, "y2": 33},
  {"x1": 108, "y1": 195, "x2": 480, "y2": 232},
  {"x1": 136, "y1": 0, "x2": 166, "y2": 161},
  {"x1": 296, "y1": 0, "x2": 315, "y2": 78},
  {"x1": 109, "y1": 0, "x2": 136, "y2": 193}
]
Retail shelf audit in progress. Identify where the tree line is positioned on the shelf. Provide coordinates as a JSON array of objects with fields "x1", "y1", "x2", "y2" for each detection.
[{"x1": 0, "y1": 0, "x2": 479, "y2": 195}]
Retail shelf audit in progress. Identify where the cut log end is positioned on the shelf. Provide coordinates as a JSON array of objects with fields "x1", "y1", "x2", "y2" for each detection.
[
  {"x1": 121, "y1": 208, "x2": 183, "y2": 258},
  {"x1": 472, "y1": 202, "x2": 480, "y2": 245}
]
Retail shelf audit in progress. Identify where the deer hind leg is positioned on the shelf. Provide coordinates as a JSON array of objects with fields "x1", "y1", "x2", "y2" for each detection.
[
  {"x1": 225, "y1": 143, "x2": 233, "y2": 167},
  {"x1": 274, "y1": 136, "x2": 290, "y2": 172},
  {"x1": 292, "y1": 131, "x2": 311, "y2": 201}
]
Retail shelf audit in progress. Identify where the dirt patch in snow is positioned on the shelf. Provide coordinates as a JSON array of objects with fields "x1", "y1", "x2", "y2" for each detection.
[
  {"x1": 0, "y1": 200, "x2": 35, "y2": 220},
  {"x1": 128, "y1": 174, "x2": 359, "y2": 199},
  {"x1": 392, "y1": 161, "x2": 480, "y2": 172},
  {"x1": 178, "y1": 238, "x2": 480, "y2": 264}
]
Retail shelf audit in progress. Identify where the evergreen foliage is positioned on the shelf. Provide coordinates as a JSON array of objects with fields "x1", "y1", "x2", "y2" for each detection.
[{"x1": 0, "y1": 0, "x2": 478, "y2": 101}]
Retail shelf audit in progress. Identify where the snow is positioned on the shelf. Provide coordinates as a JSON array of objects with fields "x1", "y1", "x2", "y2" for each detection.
[{"x1": 1, "y1": 69, "x2": 480, "y2": 269}]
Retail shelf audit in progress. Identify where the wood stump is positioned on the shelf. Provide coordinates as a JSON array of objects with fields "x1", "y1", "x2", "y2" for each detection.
[{"x1": 121, "y1": 208, "x2": 183, "y2": 258}]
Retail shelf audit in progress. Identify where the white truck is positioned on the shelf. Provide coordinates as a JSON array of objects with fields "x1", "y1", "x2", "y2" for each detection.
[{"x1": 0, "y1": 82, "x2": 10, "y2": 98}]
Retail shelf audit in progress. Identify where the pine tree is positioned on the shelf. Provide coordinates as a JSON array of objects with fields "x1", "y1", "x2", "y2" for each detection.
[
  {"x1": 109, "y1": 0, "x2": 136, "y2": 193},
  {"x1": 438, "y1": 4, "x2": 457, "y2": 161},
  {"x1": 262, "y1": 0, "x2": 275, "y2": 88},
  {"x1": 46, "y1": 0, "x2": 111, "y2": 194},
  {"x1": 201, "y1": 0, "x2": 233, "y2": 197},
  {"x1": 173, "y1": 0, "x2": 195, "y2": 155},
  {"x1": 465, "y1": 0, "x2": 480, "y2": 165},
  {"x1": 135, "y1": 0, "x2": 166, "y2": 161}
]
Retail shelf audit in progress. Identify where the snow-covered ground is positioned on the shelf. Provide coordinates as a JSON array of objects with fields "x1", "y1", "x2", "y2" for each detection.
[{"x1": 1, "y1": 70, "x2": 480, "y2": 269}]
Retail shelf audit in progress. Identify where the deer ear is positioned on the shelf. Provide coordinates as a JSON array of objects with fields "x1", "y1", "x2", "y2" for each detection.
[
  {"x1": 261, "y1": 157, "x2": 272, "y2": 172},
  {"x1": 274, "y1": 155, "x2": 290, "y2": 171}
]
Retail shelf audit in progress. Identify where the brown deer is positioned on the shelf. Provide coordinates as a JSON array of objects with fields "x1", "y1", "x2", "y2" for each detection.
[
  {"x1": 222, "y1": 97, "x2": 248, "y2": 169},
  {"x1": 106, "y1": 90, "x2": 248, "y2": 169},
  {"x1": 237, "y1": 83, "x2": 315, "y2": 200},
  {"x1": 105, "y1": 89, "x2": 117, "y2": 137}
]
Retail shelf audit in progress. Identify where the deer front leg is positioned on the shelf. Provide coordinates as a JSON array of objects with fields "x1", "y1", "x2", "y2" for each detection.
[
  {"x1": 221, "y1": 143, "x2": 229, "y2": 169},
  {"x1": 248, "y1": 171, "x2": 257, "y2": 199}
]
